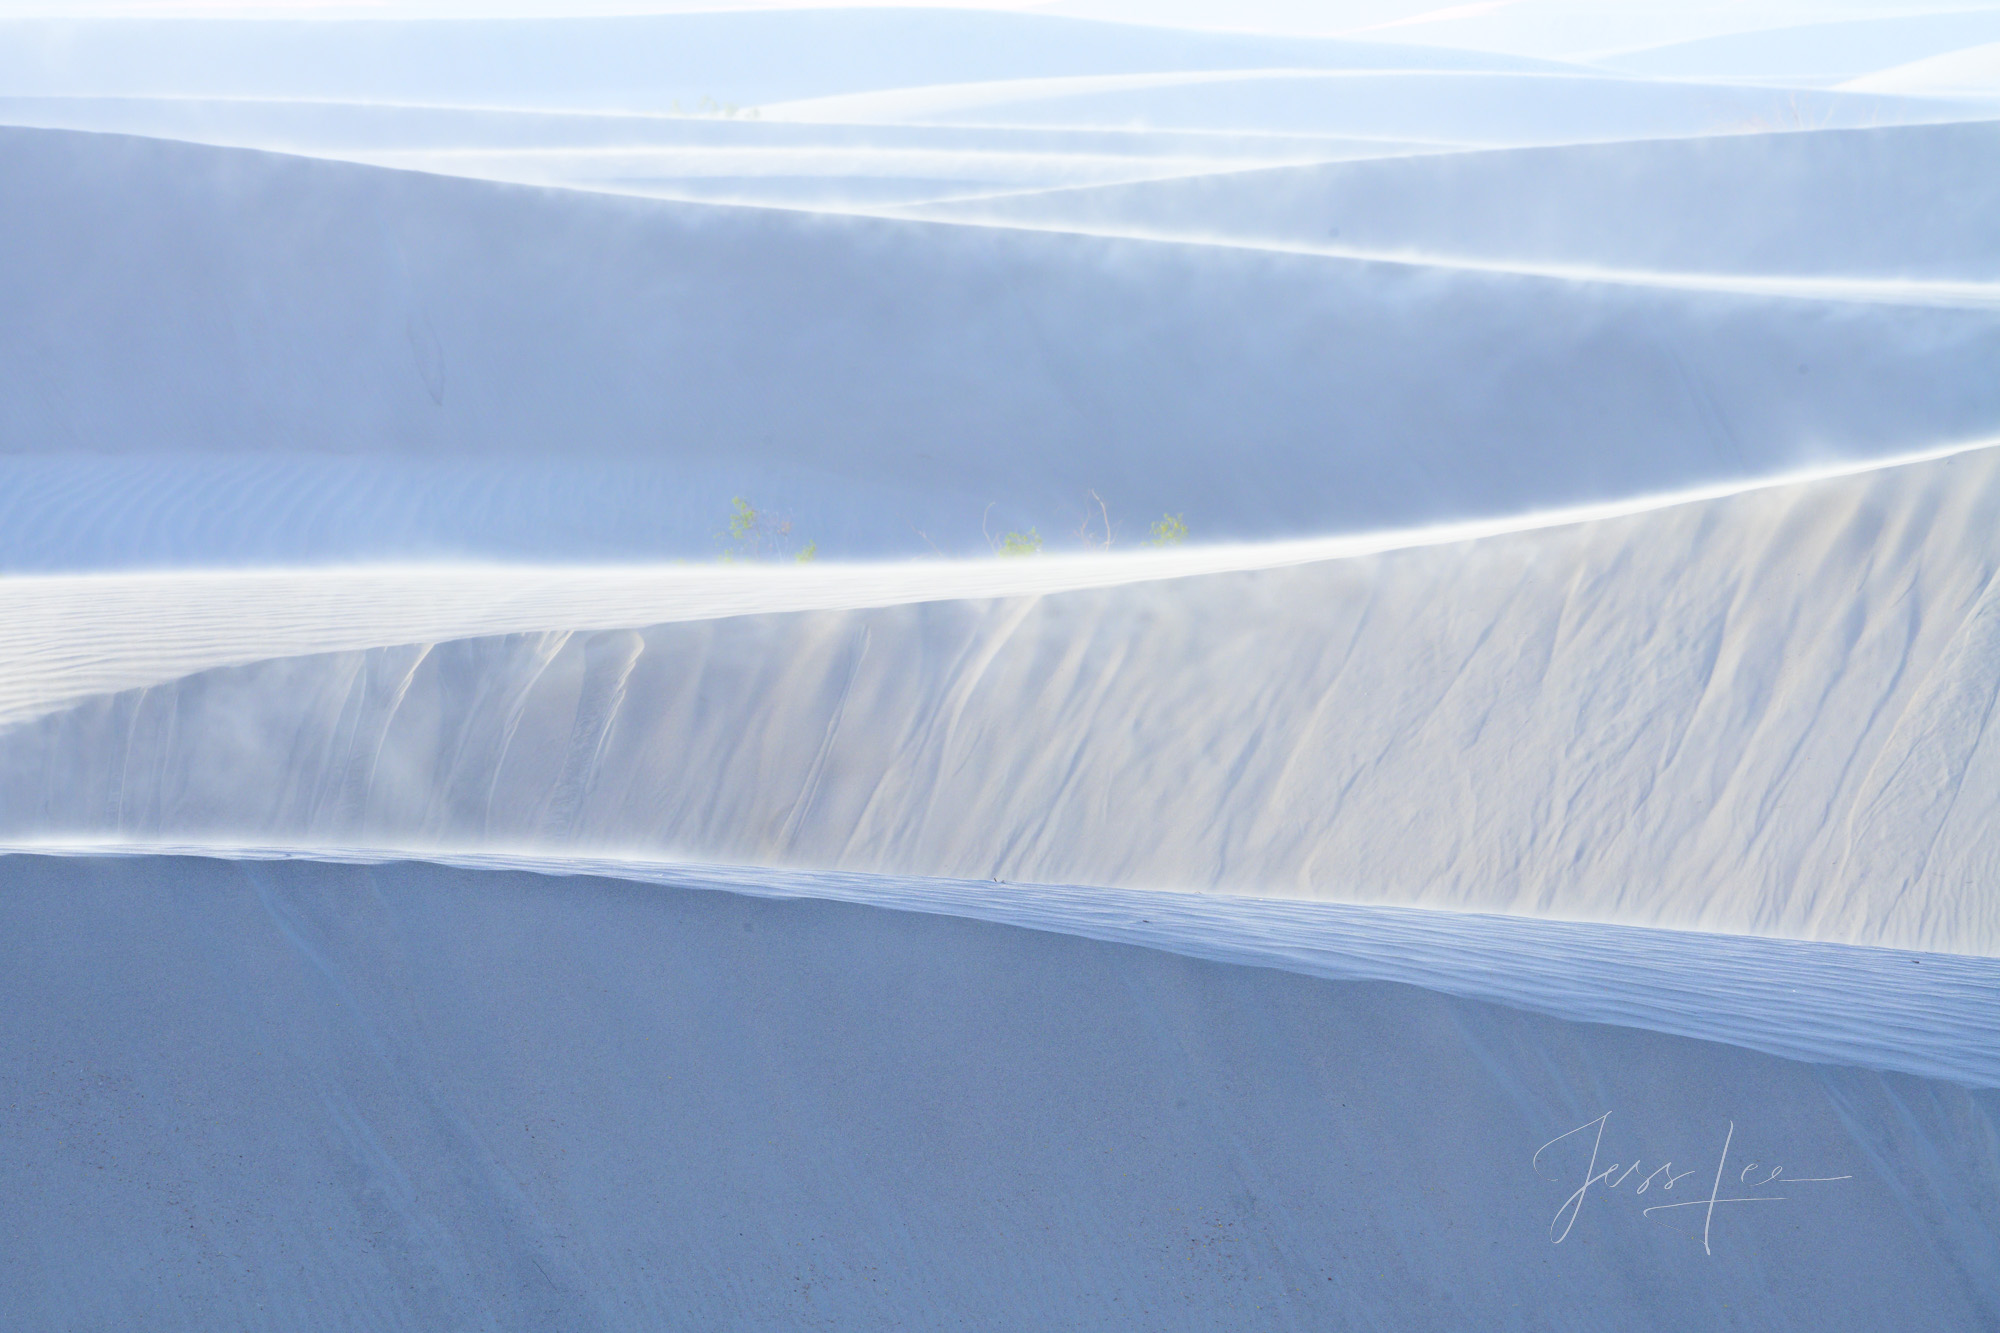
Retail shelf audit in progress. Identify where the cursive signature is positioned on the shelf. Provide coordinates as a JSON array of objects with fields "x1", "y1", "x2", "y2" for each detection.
[{"x1": 1533, "y1": 1112, "x2": 1852, "y2": 1255}]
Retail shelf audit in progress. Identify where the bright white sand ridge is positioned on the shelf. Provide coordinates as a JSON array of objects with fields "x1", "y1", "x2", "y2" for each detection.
[
  {"x1": 9, "y1": 445, "x2": 2000, "y2": 955},
  {"x1": 2, "y1": 440, "x2": 1983, "y2": 729},
  {"x1": 917, "y1": 120, "x2": 2000, "y2": 278},
  {"x1": 755, "y1": 66, "x2": 1990, "y2": 142}
]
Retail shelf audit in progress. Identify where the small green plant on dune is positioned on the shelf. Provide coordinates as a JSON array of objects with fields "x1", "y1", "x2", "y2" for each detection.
[
  {"x1": 720, "y1": 496, "x2": 814, "y2": 562},
  {"x1": 998, "y1": 528, "x2": 1043, "y2": 557},
  {"x1": 978, "y1": 497, "x2": 1180, "y2": 556},
  {"x1": 982, "y1": 501, "x2": 1043, "y2": 557}
]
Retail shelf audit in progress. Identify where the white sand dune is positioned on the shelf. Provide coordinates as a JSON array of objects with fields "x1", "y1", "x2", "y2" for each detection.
[
  {"x1": 762, "y1": 66, "x2": 1988, "y2": 143},
  {"x1": 341, "y1": 142, "x2": 1292, "y2": 206},
  {"x1": 5, "y1": 8, "x2": 1997, "y2": 1325},
  {"x1": 26, "y1": 843, "x2": 2000, "y2": 1089},
  {"x1": 1601, "y1": 10, "x2": 2000, "y2": 84},
  {"x1": 1845, "y1": 39, "x2": 2000, "y2": 99},
  {"x1": 8, "y1": 445, "x2": 2000, "y2": 954},
  {"x1": 1, "y1": 441, "x2": 1982, "y2": 728},
  {"x1": 0, "y1": 14, "x2": 1620, "y2": 207},
  {"x1": 1110, "y1": 0, "x2": 2000, "y2": 66},
  {"x1": 917, "y1": 120, "x2": 2000, "y2": 278},
  {"x1": 0, "y1": 11, "x2": 1559, "y2": 111},
  {"x1": 1, "y1": 853, "x2": 1993, "y2": 1330},
  {"x1": 0, "y1": 97, "x2": 1392, "y2": 208},
  {"x1": 6, "y1": 125, "x2": 1999, "y2": 568}
]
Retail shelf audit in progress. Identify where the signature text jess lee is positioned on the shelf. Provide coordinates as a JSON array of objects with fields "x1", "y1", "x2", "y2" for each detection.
[{"x1": 1533, "y1": 1112, "x2": 1852, "y2": 1255}]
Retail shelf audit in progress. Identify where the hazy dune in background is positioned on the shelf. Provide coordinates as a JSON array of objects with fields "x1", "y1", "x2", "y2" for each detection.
[{"x1": 4, "y1": 123, "x2": 1998, "y2": 567}]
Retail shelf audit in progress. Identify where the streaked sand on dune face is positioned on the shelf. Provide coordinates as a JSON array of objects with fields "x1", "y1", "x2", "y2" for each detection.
[
  {"x1": 0, "y1": 437, "x2": 1987, "y2": 726},
  {"x1": 8, "y1": 445, "x2": 2000, "y2": 954}
]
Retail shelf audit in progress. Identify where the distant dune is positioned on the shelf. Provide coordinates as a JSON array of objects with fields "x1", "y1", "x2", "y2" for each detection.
[{"x1": 4, "y1": 126, "x2": 1998, "y2": 567}]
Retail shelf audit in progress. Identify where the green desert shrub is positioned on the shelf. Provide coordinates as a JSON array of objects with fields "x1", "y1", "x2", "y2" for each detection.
[
  {"x1": 720, "y1": 496, "x2": 814, "y2": 562},
  {"x1": 999, "y1": 528, "x2": 1043, "y2": 557}
]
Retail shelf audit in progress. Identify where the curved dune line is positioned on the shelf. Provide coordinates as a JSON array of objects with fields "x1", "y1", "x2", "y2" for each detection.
[
  {"x1": 756, "y1": 64, "x2": 1938, "y2": 124},
  {"x1": 12, "y1": 841, "x2": 2000, "y2": 1089},
  {"x1": 2, "y1": 435, "x2": 1994, "y2": 730},
  {"x1": 886, "y1": 209, "x2": 2000, "y2": 310}
]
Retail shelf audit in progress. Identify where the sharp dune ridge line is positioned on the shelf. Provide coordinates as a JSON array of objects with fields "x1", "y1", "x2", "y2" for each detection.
[
  {"x1": 3, "y1": 434, "x2": 1993, "y2": 729},
  {"x1": 754, "y1": 63, "x2": 1971, "y2": 118},
  {"x1": 338, "y1": 145, "x2": 1316, "y2": 199},
  {"x1": 888, "y1": 119, "x2": 2000, "y2": 309},
  {"x1": 0, "y1": 108, "x2": 1402, "y2": 206},
  {"x1": 753, "y1": 66, "x2": 1647, "y2": 121},
  {"x1": 13, "y1": 839, "x2": 2000, "y2": 1088},
  {"x1": 9, "y1": 123, "x2": 1997, "y2": 571},
  {"x1": 8, "y1": 58, "x2": 1990, "y2": 217},
  {"x1": 11, "y1": 850, "x2": 1996, "y2": 1330},
  {"x1": 30, "y1": 108, "x2": 1988, "y2": 310},
  {"x1": 9, "y1": 442, "x2": 2000, "y2": 955},
  {"x1": 884, "y1": 208, "x2": 2000, "y2": 310}
]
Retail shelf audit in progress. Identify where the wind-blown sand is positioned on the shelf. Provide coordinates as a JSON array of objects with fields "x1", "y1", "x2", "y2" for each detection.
[{"x1": 8, "y1": 445, "x2": 2000, "y2": 953}]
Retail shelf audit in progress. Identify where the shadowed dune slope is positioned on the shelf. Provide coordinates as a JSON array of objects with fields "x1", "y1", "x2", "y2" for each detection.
[
  {"x1": 1, "y1": 854, "x2": 1994, "y2": 1331},
  {"x1": 4, "y1": 126, "x2": 1999, "y2": 565}
]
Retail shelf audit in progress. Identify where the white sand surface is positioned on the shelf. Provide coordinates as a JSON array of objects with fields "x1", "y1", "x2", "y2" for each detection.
[
  {"x1": 1, "y1": 853, "x2": 1992, "y2": 1330},
  {"x1": 5, "y1": 125, "x2": 1998, "y2": 567},
  {"x1": 24, "y1": 842, "x2": 2000, "y2": 1089},
  {"x1": 1845, "y1": 39, "x2": 2000, "y2": 98},
  {"x1": 0, "y1": 11, "x2": 1556, "y2": 111},
  {"x1": 1599, "y1": 10, "x2": 2000, "y2": 83},
  {"x1": 5, "y1": 7, "x2": 1998, "y2": 1325},
  {"x1": 915, "y1": 120, "x2": 2000, "y2": 278},
  {"x1": 760, "y1": 66, "x2": 1987, "y2": 141},
  {"x1": 7, "y1": 445, "x2": 2000, "y2": 954},
  {"x1": 0, "y1": 97, "x2": 1387, "y2": 207}
]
